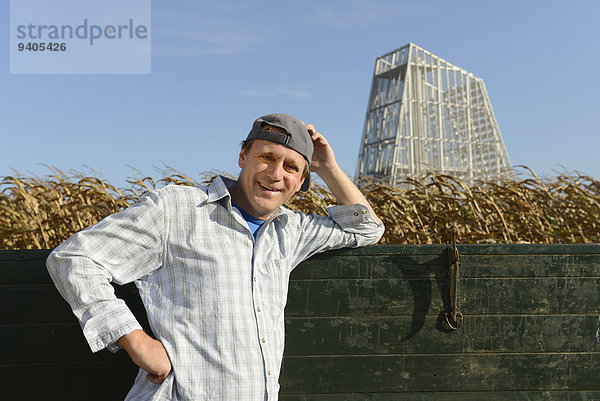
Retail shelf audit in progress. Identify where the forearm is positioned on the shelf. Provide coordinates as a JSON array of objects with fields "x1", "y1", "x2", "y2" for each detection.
[
  {"x1": 118, "y1": 329, "x2": 172, "y2": 384},
  {"x1": 317, "y1": 163, "x2": 381, "y2": 224},
  {"x1": 304, "y1": 123, "x2": 381, "y2": 224}
]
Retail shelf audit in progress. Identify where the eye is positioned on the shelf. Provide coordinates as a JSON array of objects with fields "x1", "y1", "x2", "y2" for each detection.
[
  {"x1": 284, "y1": 163, "x2": 299, "y2": 173},
  {"x1": 259, "y1": 154, "x2": 275, "y2": 162}
]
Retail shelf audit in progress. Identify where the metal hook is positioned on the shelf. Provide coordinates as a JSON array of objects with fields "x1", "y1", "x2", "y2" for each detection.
[
  {"x1": 445, "y1": 229, "x2": 462, "y2": 331},
  {"x1": 445, "y1": 311, "x2": 463, "y2": 330}
]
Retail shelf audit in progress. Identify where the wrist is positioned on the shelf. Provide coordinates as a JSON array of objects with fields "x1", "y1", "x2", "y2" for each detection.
[
  {"x1": 117, "y1": 329, "x2": 147, "y2": 352},
  {"x1": 314, "y1": 162, "x2": 343, "y2": 182}
]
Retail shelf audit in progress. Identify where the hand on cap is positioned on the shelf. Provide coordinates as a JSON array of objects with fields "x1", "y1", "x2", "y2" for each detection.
[
  {"x1": 303, "y1": 122, "x2": 381, "y2": 223},
  {"x1": 304, "y1": 123, "x2": 338, "y2": 176}
]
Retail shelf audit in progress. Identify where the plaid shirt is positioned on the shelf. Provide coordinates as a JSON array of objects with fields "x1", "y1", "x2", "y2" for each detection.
[{"x1": 47, "y1": 176, "x2": 384, "y2": 400}]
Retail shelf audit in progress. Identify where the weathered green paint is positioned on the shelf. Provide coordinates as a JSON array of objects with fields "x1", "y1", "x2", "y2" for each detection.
[
  {"x1": 280, "y1": 393, "x2": 600, "y2": 401},
  {"x1": 5, "y1": 314, "x2": 598, "y2": 365},
  {"x1": 2, "y1": 245, "x2": 600, "y2": 400},
  {"x1": 2, "y1": 323, "x2": 130, "y2": 364},
  {"x1": 0, "y1": 282, "x2": 145, "y2": 324},
  {"x1": 280, "y1": 353, "x2": 600, "y2": 392},
  {"x1": 0, "y1": 362, "x2": 137, "y2": 401},
  {"x1": 284, "y1": 315, "x2": 600, "y2": 355},
  {"x1": 286, "y1": 277, "x2": 600, "y2": 316}
]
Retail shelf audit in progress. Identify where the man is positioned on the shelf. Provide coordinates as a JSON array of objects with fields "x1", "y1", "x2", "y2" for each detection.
[{"x1": 47, "y1": 113, "x2": 384, "y2": 400}]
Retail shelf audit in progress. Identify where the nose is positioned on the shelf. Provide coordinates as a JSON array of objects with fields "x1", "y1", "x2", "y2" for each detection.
[{"x1": 266, "y1": 161, "x2": 284, "y2": 181}]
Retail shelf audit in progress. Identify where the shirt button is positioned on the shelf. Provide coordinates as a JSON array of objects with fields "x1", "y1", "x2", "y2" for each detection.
[
  {"x1": 354, "y1": 212, "x2": 359, "y2": 216},
  {"x1": 257, "y1": 307, "x2": 261, "y2": 312},
  {"x1": 262, "y1": 337, "x2": 266, "y2": 343},
  {"x1": 362, "y1": 210, "x2": 368, "y2": 214},
  {"x1": 268, "y1": 370, "x2": 271, "y2": 376},
  {"x1": 253, "y1": 276, "x2": 257, "y2": 282}
]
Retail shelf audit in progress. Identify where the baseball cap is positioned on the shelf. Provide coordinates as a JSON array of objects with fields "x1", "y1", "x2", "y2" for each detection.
[{"x1": 245, "y1": 113, "x2": 313, "y2": 191}]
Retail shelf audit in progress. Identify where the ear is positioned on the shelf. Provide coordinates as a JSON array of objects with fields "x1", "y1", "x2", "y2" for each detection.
[
  {"x1": 293, "y1": 176, "x2": 305, "y2": 194},
  {"x1": 238, "y1": 148, "x2": 247, "y2": 169}
]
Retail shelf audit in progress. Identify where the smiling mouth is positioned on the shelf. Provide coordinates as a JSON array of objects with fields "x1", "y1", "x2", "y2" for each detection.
[{"x1": 259, "y1": 182, "x2": 281, "y2": 192}]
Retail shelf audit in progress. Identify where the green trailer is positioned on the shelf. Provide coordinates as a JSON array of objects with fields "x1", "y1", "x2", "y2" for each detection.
[{"x1": 1, "y1": 244, "x2": 599, "y2": 400}]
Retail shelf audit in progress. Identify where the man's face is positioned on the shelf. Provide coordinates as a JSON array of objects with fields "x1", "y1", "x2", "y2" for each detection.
[{"x1": 236, "y1": 138, "x2": 307, "y2": 220}]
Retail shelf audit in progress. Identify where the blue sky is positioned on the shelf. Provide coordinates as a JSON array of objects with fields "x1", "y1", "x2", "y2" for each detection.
[{"x1": 2, "y1": 0, "x2": 599, "y2": 188}]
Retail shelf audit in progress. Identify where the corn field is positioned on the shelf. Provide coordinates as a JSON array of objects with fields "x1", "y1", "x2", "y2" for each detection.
[{"x1": 1, "y1": 167, "x2": 599, "y2": 249}]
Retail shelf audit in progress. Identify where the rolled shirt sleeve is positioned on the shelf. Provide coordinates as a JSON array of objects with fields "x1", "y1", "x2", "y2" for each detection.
[
  {"x1": 46, "y1": 190, "x2": 165, "y2": 353},
  {"x1": 285, "y1": 203, "x2": 385, "y2": 268},
  {"x1": 326, "y1": 203, "x2": 385, "y2": 244}
]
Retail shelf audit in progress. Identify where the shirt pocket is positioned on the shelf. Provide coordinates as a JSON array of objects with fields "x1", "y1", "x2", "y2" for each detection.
[{"x1": 259, "y1": 258, "x2": 292, "y2": 316}]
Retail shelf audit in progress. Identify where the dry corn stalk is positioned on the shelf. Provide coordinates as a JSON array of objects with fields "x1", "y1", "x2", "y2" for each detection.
[{"x1": 1, "y1": 167, "x2": 599, "y2": 249}]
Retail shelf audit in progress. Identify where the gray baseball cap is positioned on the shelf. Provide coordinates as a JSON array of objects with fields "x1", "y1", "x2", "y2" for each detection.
[{"x1": 246, "y1": 113, "x2": 313, "y2": 191}]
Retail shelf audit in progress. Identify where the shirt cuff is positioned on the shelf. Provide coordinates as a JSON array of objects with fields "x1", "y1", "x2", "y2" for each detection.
[
  {"x1": 326, "y1": 203, "x2": 383, "y2": 233},
  {"x1": 106, "y1": 341, "x2": 122, "y2": 354},
  {"x1": 81, "y1": 300, "x2": 143, "y2": 353}
]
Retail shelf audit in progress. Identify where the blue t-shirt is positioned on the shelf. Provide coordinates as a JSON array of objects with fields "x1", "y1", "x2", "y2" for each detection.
[{"x1": 231, "y1": 201, "x2": 266, "y2": 238}]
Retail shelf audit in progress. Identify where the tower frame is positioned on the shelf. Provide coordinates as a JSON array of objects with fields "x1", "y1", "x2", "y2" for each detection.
[{"x1": 356, "y1": 43, "x2": 513, "y2": 186}]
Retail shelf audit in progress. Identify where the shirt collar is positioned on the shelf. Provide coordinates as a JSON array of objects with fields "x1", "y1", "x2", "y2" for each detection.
[
  {"x1": 205, "y1": 175, "x2": 287, "y2": 222},
  {"x1": 206, "y1": 175, "x2": 235, "y2": 205}
]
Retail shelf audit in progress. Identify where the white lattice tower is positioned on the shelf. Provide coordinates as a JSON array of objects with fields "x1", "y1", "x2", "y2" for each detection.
[{"x1": 356, "y1": 43, "x2": 514, "y2": 186}]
